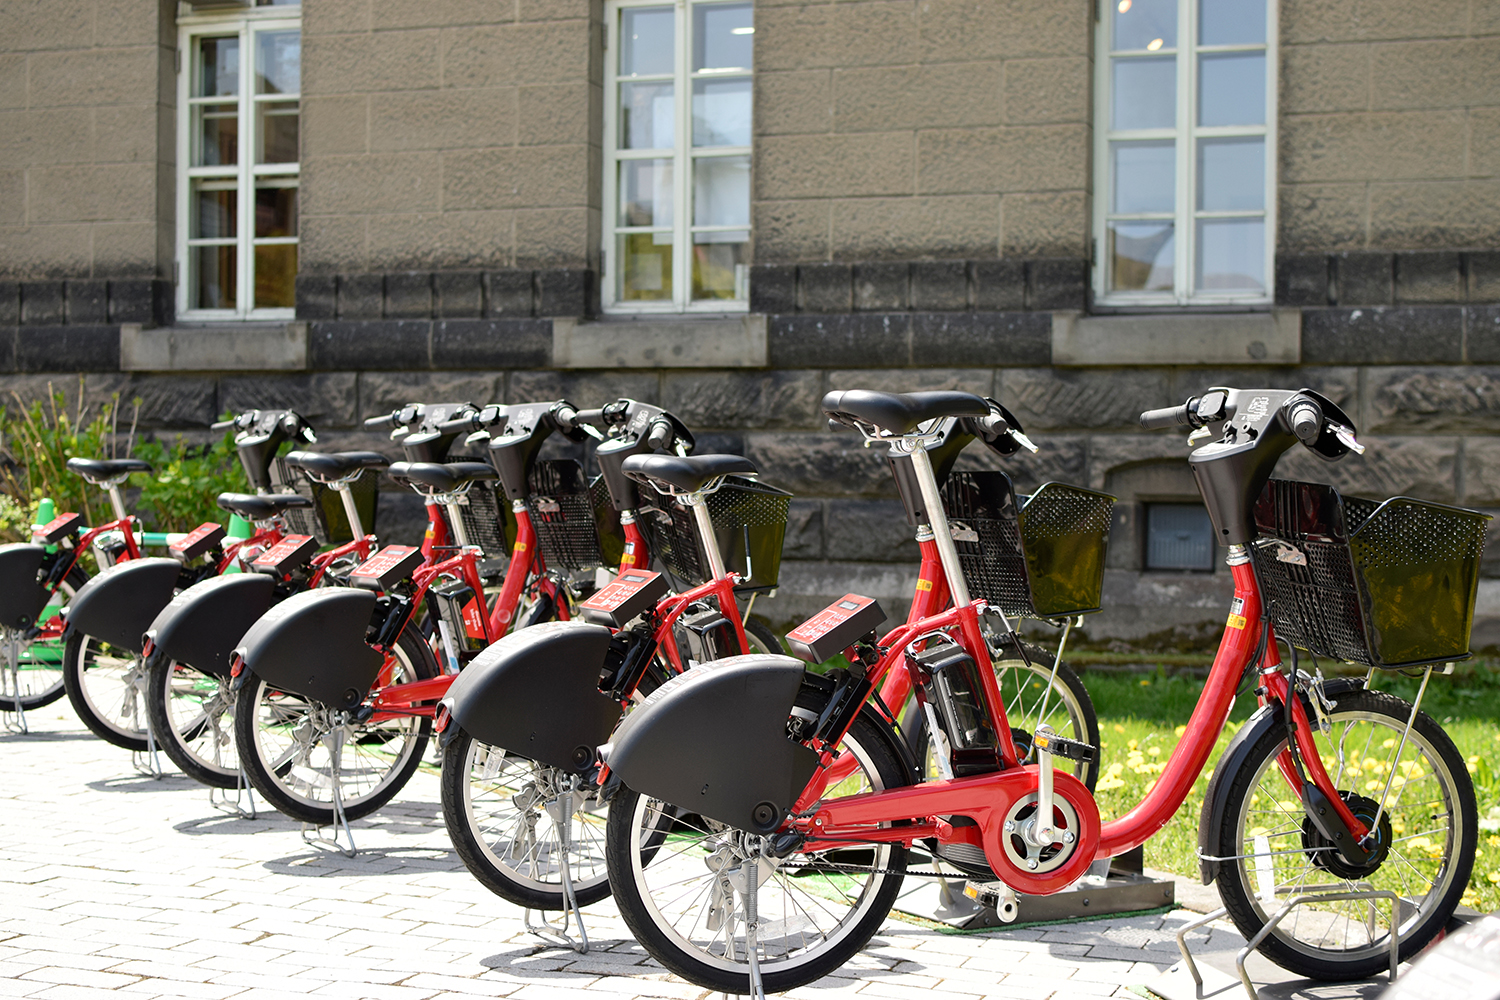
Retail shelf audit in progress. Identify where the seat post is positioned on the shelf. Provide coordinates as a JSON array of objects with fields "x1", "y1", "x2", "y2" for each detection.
[
  {"x1": 686, "y1": 491, "x2": 728, "y2": 581},
  {"x1": 901, "y1": 442, "x2": 972, "y2": 608},
  {"x1": 106, "y1": 481, "x2": 129, "y2": 522},
  {"x1": 330, "y1": 480, "x2": 365, "y2": 539},
  {"x1": 444, "y1": 498, "x2": 472, "y2": 548}
]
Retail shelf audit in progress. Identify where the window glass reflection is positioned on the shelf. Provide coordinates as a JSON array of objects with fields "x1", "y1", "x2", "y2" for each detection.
[
  {"x1": 255, "y1": 185, "x2": 297, "y2": 237},
  {"x1": 193, "y1": 184, "x2": 237, "y2": 239},
  {"x1": 1109, "y1": 222, "x2": 1174, "y2": 291},
  {"x1": 1112, "y1": 141, "x2": 1175, "y2": 214},
  {"x1": 692, "y1": 79, "x2": 750, "y2": 146},
  {"x1": 693, "y1": 232, "x2": 748, "y2": 300},
  {"x1": 1112, "y1": 0, "x2": 1175, "y2": 51},
  {"x1": 257, "y1": 101, "x2": 298, "y2": 163},
  {"x1": 1197, "y1": 218, "x2": 1264, "y2": 292},
  {"x1": 1112, "y1": 57, "x2": 1176, "y2": 130},
  {"x1": 198, "y1": 37, "x2": 239, "y2": 97},
  {"x1": 1197, "y1": 137, "x2": 1263, "y2": 211},
  {"x1": 621, "y1": 7, "x2": 674, "y2": 76},
  {"x1": 693, "y1": 2, "x2": 752, "y2": 71},
  {"x1": 1199, "y1": 53, "x2": 1264, "y2": 126},
  {"x1": 620, "y1": 232, "x2": 674, "y2": 300},
  {"x1": 620, "y1": 82, "x2": 674, "y2": 149},
  {"x1": 196, "y1": 104, "x2": 238, "y2": 166},
  {"x1": 254, "y1": 244, "x2": 297, "y2": 308},
  {"x1": 256, "y1": 30, "x2": 300, "y2": 94},
  {"x1": 1200, "y1": 0, "x2": 1264, "y2": 45},
  {"x1": 693, "y1": 155, "x2": 749, "y2": 228},
  {"x1": 195, "y1": 246, "x2": 236, "y2": 310},
  {"x1": 620, "y1": 159, "x2": 674, "y2": 227}
]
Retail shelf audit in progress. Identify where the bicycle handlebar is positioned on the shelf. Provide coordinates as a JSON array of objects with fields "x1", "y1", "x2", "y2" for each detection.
[
  {"x1": 1139, "y1": 401, "x2": 1198, "y2": 430},
  {"x1": 646, "y1": 418, "x2": 673, "y2": 451},
  {"x1": 211, "y1": 420, "x2": 234, "y2": 431},
  {"x1": 1288, "y1": 399, "x2": 1323, "y2": 444},
  {"x1": 364, "y1": 413, "x2": 396, "y2": 429}
]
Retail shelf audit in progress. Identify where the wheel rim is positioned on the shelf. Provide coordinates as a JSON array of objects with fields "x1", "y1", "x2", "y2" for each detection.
[
  {"x1": 162, "y1": 664, "x2": 237, "y2": 775},
  {"x1": 461, "y1": 741, "x2": 610, "y2": 893},
  {"x1": 2, "y1": 582, "x2": 73, "y2": 704},
  {"x1": 626, "y1": 725, "x2": 897, "y2": 976},
  {"x1": 248, "y1": 652, "x2": 424, "y2": 811},
  {"x1": 77, "y1": 637, "x2": 148, "y2": 739},
  {"x1": 1230, "y1": 708, "x2": 1466, "y2": 962}
]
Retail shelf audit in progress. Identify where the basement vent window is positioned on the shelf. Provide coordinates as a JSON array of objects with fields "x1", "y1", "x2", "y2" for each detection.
[{"x1": 1146, "y1": 503, "x2": 1216, "y2": 571}]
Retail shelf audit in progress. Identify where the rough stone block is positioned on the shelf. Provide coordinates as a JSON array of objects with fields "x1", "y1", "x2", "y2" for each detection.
[
  {"x1": 1462, "y1": 438, "x2": 1500, "y2": 507},
  {"x1": 834, "y1": 195, "x2": 1002, "y2": 261},
  {"x1": 484, "y1": 270, "x2": 535, "y2": 317},
  {"x1": 220, "y1": 373, "x2": 360, "y2": 429},
  {"x1": 1301, "y1": 306, "x2": 1463, "y2": 364},
  {"x1": 1395, "y1": 251, "x2": 1463, "y2": 303},
  {"x1": 434, "y1": 272, "x2": 483, "y2": 319},
  {"x1": 1028, "y1": 258, "x2": 1086, "y2": 310},
  {"x1": 1275, "y1": 254, "x2": 1330, "y2": 306},
  {"x1": 826, "y1": 367, "x2": 993, "y2": 397},
  {"x1": 360, "y1": 370, "x2": 504, "y2": 419},
  {"x1": 799, "y1": 263, "x2": 853, "y2": 313},
  {"x1": 971, "y1": 259, "x2": 1026, "y2": 311},
  {"x1": 535, "y1": 269, "x2": 589, "y2": 316},
  {"x1": 17, "y1": 326, "x2": 119, "y2": 372},
  {"x1": 1278, "y1": 435, "x2": 1458, "y2": 504},
  {"x1": 853, "y1": 262, "x2": 909, "y2": 312},
  {"x1": 0, "y1": 282, "x2": 18, "y2": 325},
  {"x1": 999, "y1": 367, "x2": 1172, "y2": 431},
  {"x1": 109, "y1": 279, "x2": 163, "y2": 326},
  {"x1": 958, "y1": 433, "x2": 1089, "y2": 496},
  {"x1": 768, "y1": 313, "x2": 909, "y2": 368},
  {"x1": 1367, "y1": 366, "x2": 1500, "y2": 433},
  {"x1": 1169, "y1": 366, "x2": 1359, "y2": 412},
  {"x1": 508, "y1": 370, "x2": 660, "y2": 407},
  {"x1": 661, "y1": 371, "x2": 822, "y2": 431},
  {"x1": 432, "y1": 319, "x2": 551, "y2": 369},
  {"x1": 910, "y1": 261, "x2": 968, "y2": 311},
  {"x1": 296, "y1": 275, "x2": 338, "y2": 320},
  {"x1": 65, "y1": 280, "x2": 107, "y2": 325},
  {"x1": 1469, "y1": 251, "x2": 1500, "y2": 302},
  {"x1": 744, "y1": 432, "x2": 894, "y2": 498},
  {"x1": 308, "y1": 321, "x2": 430, "y2": 371},
  {"x1": 825, "y1": 499, "x2": 919, "y2": 562},
  {"x1": 121, "y1": 375, "x2": 220, "y2": 429},
  {"x1": 20, "y1": 282, "x2": 64, "y2": 325},
  {"x1": 1469, "y1": 306, "x2": 1500, "y2": 363},
  {"x1": 782, "y1": 499, "x2": 824, "y2": 561},
  {"x1": 384, "y1": 272, "x2": 433, "y2": 319},
  {"x1": 916, "y1": 312, "x2": 1052, "y2": 367},
  {"x1": 338, "y1": 273, "x2": 386, "y2": 319},
  {"x1": 0, "y1": 329, "x2": 15, "y2": 372},
  {"x1": 1334, "y1": 251, "x2": 1393, "y2": 305},
  {"x1": 749, "y1": 264, "x2": 797, "y2": 314},
  {"x1": 754, "y1": 200, "x2": 833, "y2": 262}
]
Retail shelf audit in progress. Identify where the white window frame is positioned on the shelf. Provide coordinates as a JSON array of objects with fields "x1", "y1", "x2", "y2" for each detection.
[
  {"x1": 1092, "y1": 0, "x2": 1277, "y2": 307},
  {"x1": 601, "y1": 0, "x2": 752, "y2": 315},
  {"x1": 176, "y1": 5, "x2": 301, "y2": 322}
]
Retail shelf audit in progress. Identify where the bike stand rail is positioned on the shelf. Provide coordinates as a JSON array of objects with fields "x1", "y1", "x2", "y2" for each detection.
[
  {"x1": 1170, "y1": 888, "x2": 1401, "y2": 1000},
  {"x1": 300, "y1": 727, "x2": 356, "y2": 858},
  {"x1": 523, "y1": 780, "x2": 590, "y2": 954},
  {"x1": 2, "y1": 631, "x2": 26, "y2": 734},
  {"x1": 208, "y1": 764, "x2": 257, "y2": 820}
]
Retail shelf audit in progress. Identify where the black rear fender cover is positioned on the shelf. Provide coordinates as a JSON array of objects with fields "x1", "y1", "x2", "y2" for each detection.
[
  {"x1": 0, "y1": 543, "x2": 52, "y2": 629},
  {"x1": 233, "y1": 588, "x2": 382, "y2": 710},
  {"x1": 441, "y1": 620, "x2": 621, "y2": 773},
  {"x1": 145, "y1": 573, "x2": 277, "y2": 678},
  {"x1": 607, "y1": 653, "x2": 819, "y2": 834},
  {"x1": 64, "y1": 558, "x2": 183, "y2": 653}
]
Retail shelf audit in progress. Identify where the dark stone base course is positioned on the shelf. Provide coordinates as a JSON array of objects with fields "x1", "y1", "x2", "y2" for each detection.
[
  {"x1": 1276, "y1": 250, "x2": 1500, "y2": 307},
  {"x1": 2, "y1": 279, "x2": 171, "y2": 328},
  {"x1": 297, "y1": 269, "x2": 594, "y2": 321},
  {"x1": 750, "y1": 258, "x2": 1087, "y2": 315},
  {"x1": 308, "y1": 319, "x2": 551, "y2": 371},
  {"x1": 768, "y1": 311, "x2": 1051, "y2": 367}
]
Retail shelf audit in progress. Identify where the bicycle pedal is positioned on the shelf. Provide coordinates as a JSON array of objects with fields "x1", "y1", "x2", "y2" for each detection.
[{"x1": 1032, "y1": 731, "x2": 1096, "y2": 764}]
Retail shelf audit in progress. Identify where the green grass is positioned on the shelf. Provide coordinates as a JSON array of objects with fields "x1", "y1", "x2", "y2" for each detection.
[{"x1": 1083, "y1": 663, "x2": 1500, "y2": 914}]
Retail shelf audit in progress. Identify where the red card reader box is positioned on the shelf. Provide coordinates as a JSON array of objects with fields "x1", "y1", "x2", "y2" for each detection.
[
  {"x1": 250, "y1": 534, "x2": 318, "y2": 576},
  {"x1": 171, "y1": 521, "x2": 226, "y2": 561},
  {"x1": 580, "y1": 569, "x2": 669, "y2": 627},
  {"x1": 33, "y1": 512, "x2": 83, "y2": 545},
  {"x1": 785, "y1": 593, "x2": 886, "y2": 664},
  {"x1": 349, "y1": 545, "x2": 424, "y2": 590}
]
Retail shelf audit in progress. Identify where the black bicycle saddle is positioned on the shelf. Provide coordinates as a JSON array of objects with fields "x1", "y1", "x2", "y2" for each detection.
[
  {"x1": 215, "y1": 492, "x2": 314, "y2": 520},
  {"x1": 822, "y1": 390, "x2": 989, "y2": 436},
  {"x1": 387, "y1": 461, "x2": 498, "y2": 493},
  {"x1": 65, "y1": 457, "x2": 153, "y2": 484},
  {"x1": 283, "y1": 451, "x2": 390, "y2": 482},
  {"x1": 621, "y1": 454, "x2": 757, "y2": 494}
]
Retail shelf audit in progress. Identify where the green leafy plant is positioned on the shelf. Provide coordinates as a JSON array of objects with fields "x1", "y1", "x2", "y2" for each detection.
[{"x1": 132, "y1": 431, "x2": 249, "y2": 532}]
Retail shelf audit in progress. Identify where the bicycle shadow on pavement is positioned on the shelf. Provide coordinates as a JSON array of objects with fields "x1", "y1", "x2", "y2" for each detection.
[{"x1": 260, "y1": 844, "x2": 462, "y2": 877}]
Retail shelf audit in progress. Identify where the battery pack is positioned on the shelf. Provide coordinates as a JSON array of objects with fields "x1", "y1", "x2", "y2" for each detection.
[
  {"x1": 170, "y1": 522, "x2": 226, "y2": 562},
  {"x1": 580, "y1": 569, "x2": 669, "y2": 627},
  {"x1": 349, "y1": 545, "x2": 424, "y2": 590},
  {"x1": 250, "y1": 534, "x2": 318, "y2": 576},
  {"x1": 785, "y1": 594, "x2": 886, "y2": 664}
]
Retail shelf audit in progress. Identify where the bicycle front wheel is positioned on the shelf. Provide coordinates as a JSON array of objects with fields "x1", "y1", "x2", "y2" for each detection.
[
  {"x1": 234, "y1": 626, "x2": 438, "y2": 825},
  {"x1": 1212, "y1": 687, "x2": 1477, "y2": 980},
  {"x1": 606, "y1": 712, "x2": 910, "y2": 994}
]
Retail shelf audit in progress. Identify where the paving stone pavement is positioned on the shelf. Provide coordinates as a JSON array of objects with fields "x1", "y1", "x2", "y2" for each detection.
[{"x1": 1, "y1": 710, "x2": 1248, "y2": 1000}]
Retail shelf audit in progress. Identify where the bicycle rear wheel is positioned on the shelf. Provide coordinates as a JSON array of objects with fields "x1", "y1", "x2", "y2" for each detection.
[
  {"x1": 62, "y1": 630, "x2": 149, "y2": 751},
  {"x1": 145, "y1": 658, "x2": 238, "y2": 788},
  {"x1": 0, "y1": 569, "x2": 85, "y2": 712}
]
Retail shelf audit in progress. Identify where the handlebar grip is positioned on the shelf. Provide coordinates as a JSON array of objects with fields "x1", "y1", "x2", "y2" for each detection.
[
  {"x1": 436, "y1": 415, "x2": 477, "y2": 434},
  {"x1": 646, "y1": 419, "x2": 672, "y2": 450},
  {"x1": 1139, "y1": 404, "x2": 1193, "y2": 431},
  {"x1": 210, "y1": 420, "x2": 234, "y2": 431},
  {"x1": 571, "y1": 407, "x2": 606, "y2": 429},
  {"x1": 1289, "y1": 399, "x2": 1323, "y2": 444},
  {"x1": 363, "y1": 413, "x2": 395, "y2": 429}
]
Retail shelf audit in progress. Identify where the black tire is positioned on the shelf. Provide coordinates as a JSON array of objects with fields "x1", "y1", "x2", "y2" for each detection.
[
  {"x1": 606, "y1": 710, "x2": 910, "y2": 994},
  {"x1": 0, "y1": 567, "x2": 86, "y2": 712},
  {"x1": 233, "y1": 626, "x2": 439, "y2": 825},
  {"x1": 442, "y1": 731, "x2": 614, "y2": 910},
  {"x1": 743, "y1": 619, "x2": 783, "y2": 656},
  {"x1": 144, "y1": 658, "x2": 238, "y2": 789},
  {"x1": 1212, "y1": 687, "x2": 1477, "y2": 980},
  {"x1": 61, "y1": 629, "x2": 150, "y2": 751}
]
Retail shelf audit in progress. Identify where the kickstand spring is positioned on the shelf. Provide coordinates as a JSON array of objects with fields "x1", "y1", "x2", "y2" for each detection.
[
  {"x1": 131, "y1": 658, "x2": 163, "y2": 778},
  {"x1": 301, "y1": 724, "x2": 355, "y2": 857},
  {"x1": 743, "y1": 855, "x2": 766, "y2": 1000},
  {"x1": 524, "y1": 780, "x2": 589, "y2": 954},
  {"x1": 2, "y1": 630, "x2": 28, "y2": 735}
]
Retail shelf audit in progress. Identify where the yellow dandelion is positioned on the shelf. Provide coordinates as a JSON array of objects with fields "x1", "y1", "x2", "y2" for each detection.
[{"x1": 1148, "y1": 746, "x2": 1161, "y2": 757}]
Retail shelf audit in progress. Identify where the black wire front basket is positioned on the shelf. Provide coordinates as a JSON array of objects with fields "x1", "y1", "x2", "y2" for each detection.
[
  {"x1": 940, "y1": 470, "x2": 1115, "y2": 620},
  {"x1": 454, "y1": 482, "x2": 510, "y2": 560},
  {"x1": 271, "y1": 458, "x2": 380, "y2": 545},
  {"x1": 637, "y1": 475, "x2": 792, "y2": 591},
  {"x1": 524, "y1": 459, "x2": 617, "y2": 573},
  {"x1": 1252, "y1": 479, "x2": 1490, "y2": 669}
]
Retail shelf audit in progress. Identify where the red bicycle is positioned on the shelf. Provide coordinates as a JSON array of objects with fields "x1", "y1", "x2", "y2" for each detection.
[{"x1": 601, "y1": 387, "x2": 1483, "y2": 995}]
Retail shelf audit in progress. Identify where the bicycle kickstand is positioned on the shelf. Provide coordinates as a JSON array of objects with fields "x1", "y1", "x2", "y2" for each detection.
[
  {"x1": 208, "y1": 762, "x2": 257, "y2": 820},
  {"x1": 524, "y1": 779, "x2": 590, "y2": 954},
  {"x1": 742, "y1": 856, "x2": 767, "y2": 1000},
  {"x1": 2, "y1": 630, "x2": 27, "y2": 735},
  {"x1": 130, "y1": 662, "x2": 164, "y2": 779},
  {"x1": 301, "y1": 726, "x2": 356, "y2": 857}
]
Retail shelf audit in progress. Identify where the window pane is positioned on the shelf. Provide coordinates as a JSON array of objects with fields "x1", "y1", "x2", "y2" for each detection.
[
  {"x1": 693, "y1": 2, "x2": 752, "y2": 72},
  {"x1": 256, "y1": 30, "x2": 300, "y2": 95},
  {"x1": 621, "y1": 7, "x2": 674, "y2": 77},
  {"x1": 693, "y1": 155, "x2": 749, "y2": 227},
  {"x1": 1111, "y1": 0, "x2": 1176, "y2": 51},
  {"x1": 1196, "y1": 218, "x2": 1264, "y2": 292},
  {"x1": 255, "y1": 185, "x2": 297, "y2": 238},
  {"x1": 254, "y1": 244, "x2": 297, "y2": 309},
  {"x1": 197, "y1": 36, "x2": 239, "y2": 97},
  {"x1": 620, "y1": 82, "x2": 674, "y2": 149},
  {"x1": 1111, "y1": 56, "x2": 1175, "y2": 130},
  {"x1": 1112, "y1": 140, "x2": 1175, "y2": 214},
  {"x1": 1200, "y1": 0, "x2": 1265, "y2": 45},
  {"x1": 1199, "y1": 52, "x2": 1264, "y2": 126},
  {"x1": 1197, "y1": 137, "x2": 1264, "y2": 211},
  {"x1": 620, "y1": 159, "x2": 674, "y2": 227},
  {"x1": 193, "y1": 184, "x2": 237, "y2": 239},
  {"x1": 1109, "y1": 221, "x2": 1174, "y2": 291},
  {"x1": 194, "y1": 245, "x2": 237, "y2": 310},
  {"x1": 195, "y1": 103, "x2": 238, "y2": 166},
  {"x1": 257, "y1": 101, "x2": 299, "y2": 163},
  {"x1": 619, "y1": 232, "x2": 674, "y2": 301},
  {"x1": 692, "y1": 78, "x2": 750, "y2": 146},
  {"x1": 1146, "y1": 504, "x2": 1215, "y2": 570},
  {"x1": 692, "y1": 231, "x2": 748, "y2": 301}
]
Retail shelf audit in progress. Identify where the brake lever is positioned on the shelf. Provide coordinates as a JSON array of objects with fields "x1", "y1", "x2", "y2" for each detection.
[
  {"x1": 1332, "y1": 423, "x2": 1365, "y2": 455},
  {"x1": 1187, "y1": 426, "x2": 1213, "y2": 445},
  {"x1": 1009, "y1": 429, "x2": 1040, "y2": 454},
  {"x1": 581, "y1": 425, "x2": 606, "y2": 442}
]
